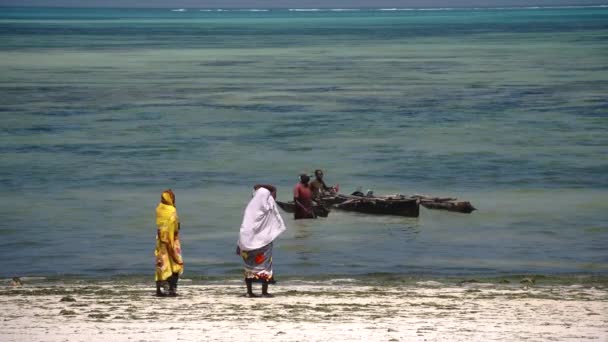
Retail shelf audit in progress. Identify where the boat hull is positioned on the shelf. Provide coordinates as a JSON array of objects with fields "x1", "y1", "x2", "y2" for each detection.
[
  {"x1": 276, "y1": 201, "x2": 330, "y2": 218},
  {"x1": 331, "y1": 197, "x2": 420, "y2": 217},
  {"x1": 278, "y1": 194, "x2": 421, "y2": 218}
]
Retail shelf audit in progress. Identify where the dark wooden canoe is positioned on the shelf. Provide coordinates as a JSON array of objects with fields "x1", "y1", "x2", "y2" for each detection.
[
  {"x1": 419, "y1": 200, "x2": 476, "y2": 213},
  {"x1": 320, "y1": 194, "x2": 420, "y2": 217},
  {"x1": 275, "y1": 201, "x2": 330, "y2": 218},
  {"x1": 277, "y1": 193, "x2": 474, "y2": 218},
  {"x1": 412, "y1": 195, "x2": 476, "y2": 214}
]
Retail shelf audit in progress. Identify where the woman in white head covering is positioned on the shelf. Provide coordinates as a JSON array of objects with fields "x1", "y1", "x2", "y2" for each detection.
[{"x1": 237, "y1": 184, "x2": 286, "y2": 297}]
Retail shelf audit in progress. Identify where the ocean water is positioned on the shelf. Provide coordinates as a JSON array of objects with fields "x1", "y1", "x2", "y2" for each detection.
[{"x1": 0, "y1": 7, "x2": 607, "y2": 282}]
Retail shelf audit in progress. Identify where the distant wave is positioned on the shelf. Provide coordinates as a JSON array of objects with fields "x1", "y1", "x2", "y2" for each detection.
[
  {"x1": 289, "y1": 9, "x2": 322, "y2": 12},
  {"x1": 199, "y1": 9, "x2": 269, "y2": 12},
  {"x1": 378, "y1": 8, "x2": 460, "y2": 11},
  {"x1": 291, "y1": 5, "x2": 608, "y2": 12},
  {"x1": 290, "y1": 8, "x2": 361, "y2": 12},
  {"x1": 518, "y1": 5, "x2": 608, "y2": 9},
  {"x1": 376, "y1": 5, "x2": 608, "y2": 11},
  {"x1": 185, "y1": 5, "x2": 608, "y2": 13},
  {"x1": 467, "y1": 5, "x2": 608, "y2": 10}
]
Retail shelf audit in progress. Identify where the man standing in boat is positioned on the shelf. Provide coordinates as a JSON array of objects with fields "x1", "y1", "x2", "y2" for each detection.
[
  {"x1": 310, "y1": 169, "x2": 338, "y2": 201},
  {"x1": 293, "y1": 174, "x2": 314, "y2": 219}
]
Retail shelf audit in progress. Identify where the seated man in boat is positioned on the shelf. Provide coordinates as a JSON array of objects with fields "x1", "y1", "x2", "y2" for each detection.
[
  {"x1": 309, "y1": 169, "x2": 338, "y2": 201},
  {"x1": 293, "y1": 174, "x2": 315, "y2": 219}
]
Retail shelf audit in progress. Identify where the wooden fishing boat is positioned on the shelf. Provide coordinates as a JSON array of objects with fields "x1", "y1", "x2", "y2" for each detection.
[
  {"x1": 277, "y1": 192, "x2": 475, "y2": 218},
  {"x1": 412, "y1": 195, "x2": 476, "y2": 214},
  {"x1": 320, "y1": 192, "x2": 476, "y2": 216},
  {"x1": 275, "y1": 201, "x2": 330, "y2": 218},
  {"x1": 277, "y1": 196, "x2": 418, "y2": 218},
  {"x1": 319, "y1": 194, "x2": 420, "y2": 217}
]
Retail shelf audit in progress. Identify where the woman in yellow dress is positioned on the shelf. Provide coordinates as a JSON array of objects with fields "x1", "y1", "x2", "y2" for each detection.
[{"x1": 155, "y1": 189, "x2": 183, "y2": 297}]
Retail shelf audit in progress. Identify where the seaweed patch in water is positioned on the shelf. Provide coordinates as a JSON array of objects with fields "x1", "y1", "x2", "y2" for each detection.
[
  {"x1": 88, "y1": 313, "x2": 111, "y2": 319},
  {"x1": 60, "y1": 296, "x2": 76, "y2": 302},
  {"x1": 59, "y1": 309, "x2": 76, "y2": 316}
]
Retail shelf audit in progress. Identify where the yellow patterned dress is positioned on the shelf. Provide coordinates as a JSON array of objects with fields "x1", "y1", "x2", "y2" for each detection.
[{"x1": 155, "y1": 192, "x2": 183, "y2": 282}]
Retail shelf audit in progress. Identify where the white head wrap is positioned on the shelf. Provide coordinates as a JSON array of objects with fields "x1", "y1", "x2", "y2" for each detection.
[{"x1": 238, "y1": 187, "x2": 286, "y2": 251}]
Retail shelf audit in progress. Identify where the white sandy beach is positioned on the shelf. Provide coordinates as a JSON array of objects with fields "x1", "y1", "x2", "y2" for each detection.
[{"x1": 1, "y1": 281, "x2": 607, "y2": 341}]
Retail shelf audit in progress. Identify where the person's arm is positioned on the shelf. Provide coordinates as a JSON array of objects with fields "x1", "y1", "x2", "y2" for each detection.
[
  {"x1": 166, "y1": 218, "x2": 183, "y2": 265},
  {"x1": 293, "y1": 184, "x2": 304, "y2": 209},
  {"x1": 166, "y1": 243, "x2": 183, "y2": 265},
  {"x1": 321, "y1": 180, "x2": 331, "y2": 191},
  {"x1": 158, "y1": 227, "x2": 181, "y2": 264},
  {"x1": 293, "y1": 184, "x2": 300, "y2": 206}
]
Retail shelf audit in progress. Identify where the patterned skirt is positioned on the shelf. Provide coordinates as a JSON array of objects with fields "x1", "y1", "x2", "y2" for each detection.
[{"x1": 240, "y1": 242, "x2": 276, "y2": 283}]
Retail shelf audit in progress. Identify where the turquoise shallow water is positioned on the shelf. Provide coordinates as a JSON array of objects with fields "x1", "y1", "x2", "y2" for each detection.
[{"x1": 0, "y1": 7, "x2": 607, "y2": 280}]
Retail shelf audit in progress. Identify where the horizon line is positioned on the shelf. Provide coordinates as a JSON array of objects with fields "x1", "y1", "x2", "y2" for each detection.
[{"x1": 1, "y1": 3, "x2": 607, "y2": 9}]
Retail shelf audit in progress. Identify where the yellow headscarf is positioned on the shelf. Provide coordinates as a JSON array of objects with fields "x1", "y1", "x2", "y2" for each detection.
[{"x1": 161, "y1": 189, "x2": 175, "y2": 206}]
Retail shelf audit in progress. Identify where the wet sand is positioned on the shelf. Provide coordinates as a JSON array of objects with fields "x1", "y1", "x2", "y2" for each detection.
[{"x1": 1, "y1": 282, "x2": 607, "y2": 341}]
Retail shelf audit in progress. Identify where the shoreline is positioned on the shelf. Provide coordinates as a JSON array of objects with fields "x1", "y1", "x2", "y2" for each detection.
[
  {"x1": 2, "y1": 282, "x2": 606, "y2": 341},
  {"x1": 4, "y1": 272, "x2": 608, "y2": 286}
]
